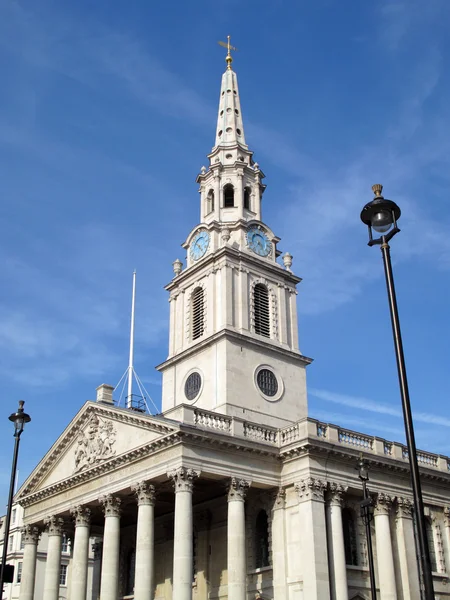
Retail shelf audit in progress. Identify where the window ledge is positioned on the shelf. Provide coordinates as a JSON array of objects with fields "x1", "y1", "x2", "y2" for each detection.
[{"x1": 247, "y1": 566, "x2": 272, "y2": 575}]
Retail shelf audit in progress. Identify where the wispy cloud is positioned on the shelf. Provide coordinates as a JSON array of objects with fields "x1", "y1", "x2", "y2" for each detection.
[{"x1": 310, "y1": 387, "x2": 450, "y2": 428}]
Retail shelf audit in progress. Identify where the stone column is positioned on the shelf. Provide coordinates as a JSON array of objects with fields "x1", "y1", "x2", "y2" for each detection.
[
  {"x1": 395, "y1": 498, "x2": 420, "y2": 600},
  {"x1": 295, "y1": 478, "x2": 330, "y2": 600},
  {"x1": 326, "y1": 483, "x2": 349, "y2": 600},
  {"x1": 43, "y1": 516, "x2": 64, "y2": 600},
  {"x1": 271, "y1": 488, "x2": 288, "y2": 600},
  {"x1": 374, "y1": 493, "x2": 397, "y2": 600},
  {"x1": 18, "y1": 525, "x2": 40, "y2": 600},
  {"x1": 168, "y1": 467, "x2": 200, "y2": 600},
  {"x1": 227, "y1": 477, "x2": 250, "y2": 600},
  {"x1": 99, "y1": 494, "x2": 121, "y2": 600},
  {"x1": 132, "y1": 481, "x2": 156, "y2": 600},
  {"x1": 214, "y1": 170, "x2": 220, "y2": 220},
  {"x1": 70, "y1": 506, "x2": 91, "y2": 600}
]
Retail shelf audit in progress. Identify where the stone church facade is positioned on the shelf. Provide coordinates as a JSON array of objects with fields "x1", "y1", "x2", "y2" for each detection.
[{"x1": 13, "y1": 51, "x2": 450, "y2": 600}]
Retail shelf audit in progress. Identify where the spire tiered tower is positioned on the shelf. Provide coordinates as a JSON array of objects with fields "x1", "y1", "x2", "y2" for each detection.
[{"x1": 157, "y1": 40, "x2": 312, "y2": 426}]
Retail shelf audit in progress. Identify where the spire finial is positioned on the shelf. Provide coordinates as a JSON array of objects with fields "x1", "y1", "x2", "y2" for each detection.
[{"x1": 218, "y1": 35, "x2": 237, "y2": 70}]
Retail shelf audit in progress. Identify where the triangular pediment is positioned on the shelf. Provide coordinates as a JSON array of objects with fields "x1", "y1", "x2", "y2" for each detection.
[{"x1": 17, "y1": 402, "x2": 179, "y2": 502}]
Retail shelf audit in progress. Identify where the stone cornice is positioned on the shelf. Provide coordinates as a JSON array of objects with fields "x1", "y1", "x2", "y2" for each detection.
[
  {"x1": 164, "y1": 244, "x2": 301, "y2": 291},
  {"x1": 16, "y1": 403, "x2": 177, "y2": 503},
  {"x1": 157, "y1": 327, "x2": 312, "y2": 372}
]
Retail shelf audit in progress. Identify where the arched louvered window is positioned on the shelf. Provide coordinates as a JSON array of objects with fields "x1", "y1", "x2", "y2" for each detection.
[
  {"x1": 342, "y1": 508, "x2": 358, "y2": 566},
  {"x1": 244, "y1": 187, "x2": 251, "y2": 210},
  {"x1": 255, "y1": 510, "x2": 270, "y2": 568},
  {"x1": 192, "y1": 287, "x2": 205, "y2": 340},
  {"x1": 224, "y1": 184, "x2": 234, "y2": 207},
  {"x1": 426, "y1": 518, "x2": 437, "y2": 572},
  {"x1": 254, "y1": 283, "x2": 270, "y2": 337}
]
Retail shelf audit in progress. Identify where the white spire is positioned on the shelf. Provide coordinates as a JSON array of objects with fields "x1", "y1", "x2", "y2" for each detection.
[{"x1": 214, "y1": 66, "x2": 247, "y2": 149}]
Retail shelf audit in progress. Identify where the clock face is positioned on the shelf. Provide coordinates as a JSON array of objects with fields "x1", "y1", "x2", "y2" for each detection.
[
  {"x1": 247, "y1": 227, "x2": 271, "y2": 257},
  {"x1": 190, "y1": 230, "x2": 210, "y2": 261}
]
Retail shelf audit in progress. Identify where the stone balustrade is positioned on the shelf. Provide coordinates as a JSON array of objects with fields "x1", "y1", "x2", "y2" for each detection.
[{"x1": 173, "y1": 406, "x2": 450, "y2": 473}]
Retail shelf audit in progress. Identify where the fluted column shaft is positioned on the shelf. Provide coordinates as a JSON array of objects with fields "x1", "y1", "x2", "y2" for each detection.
[
  {"x1": 272, "y1": 489, "x2": 287, "y2": 600},
  {"x1": 70, "y1": 506, "x2": 91, "y2": 600},
  {"x1": 99, "y1": 495, "x2": 121, "y2": 600},
  {"x1": 374, "y1": 494, "x2": 397, "y2": 600},
  {"x1": 133, "y1": 481, "x2": 156, "y2": 600},
  {"x1": 169, "y1": 467, "x2": 199, "y2": 600},
  {"x1": 227, "y1": 477, "x2": 250, "y2": 600},
  {"x1": 18, "y1": 525, "x2": 40, "y2": 600},
  {"x1": 326, "y1": 484, "x2": 349, "y2": 600},
  {"x1": 43, "y1": 516, "x2": 64, "y2": 600}
]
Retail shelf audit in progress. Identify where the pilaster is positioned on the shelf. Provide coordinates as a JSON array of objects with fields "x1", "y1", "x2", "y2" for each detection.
[
  {"x1": 271, "y1": 488, "x2": 287, "y2": 600},
  {"x1": 295, "y1": 478, "x2": 330, "y2": 600}
]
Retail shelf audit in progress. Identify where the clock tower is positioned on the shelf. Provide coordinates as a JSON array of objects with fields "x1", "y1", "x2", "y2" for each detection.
[{"x1": 157, "y1": 46, "x2": 312, "y2": 427}]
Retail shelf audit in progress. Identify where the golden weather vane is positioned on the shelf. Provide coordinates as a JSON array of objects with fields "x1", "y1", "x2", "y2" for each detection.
[{"x1": 218, "y1": 35, "x2": 237, "y2": 69}]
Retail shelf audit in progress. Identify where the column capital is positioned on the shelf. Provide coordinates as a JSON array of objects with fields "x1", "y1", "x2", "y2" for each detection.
[
  {"x1": 295, "y1": 478, "x2": 327, "y2": 503},
  {"x1": 444, "y1": 507, "x2": 450, "y2": 527},
  {"x1": 44, "y1": 515, "x2": 65, "y2": 536},
  {"x1": 21, "y1": 524, "x2": 41, "y2": 545},
  {"x1": 168, "y1": 466, "x2": 200, "y2": 492},
  {"x1": 132, "y1": 480, "x2": 156, "y2": 506},
  {"x1": 272, "y1": 487, "x2": 286, "y2": 510},
  {"x1": 99, "y1": 494, "x2": 121, "y2": 517},
  {"x1": 227, "y1": 477, "x2": 251, "y2": 502},
  {"x1": 328, "y1": 482, "x2": 348, "y2": 506},
  {"x1": 374, "y1": 492, "x2": 394, "y2": 516},
  {"x1": 396, "y1": 497, "x2": 414, "y2": 519},
  {"x1": 70, "y1": 505, "x2": 91, "y2": 527}
]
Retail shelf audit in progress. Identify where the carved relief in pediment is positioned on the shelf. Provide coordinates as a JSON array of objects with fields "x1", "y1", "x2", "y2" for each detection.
[{"x1": 74, "y1": 415, "x2": 116, "y2": 473}]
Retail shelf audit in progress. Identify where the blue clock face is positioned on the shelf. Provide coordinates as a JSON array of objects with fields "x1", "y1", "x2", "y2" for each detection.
[
  {"x1": 190, "y1": 230, "x2": 210, "y2": 261},
  {"x1": 247, "y1": 227, "x2": 271, "y2": 257}
]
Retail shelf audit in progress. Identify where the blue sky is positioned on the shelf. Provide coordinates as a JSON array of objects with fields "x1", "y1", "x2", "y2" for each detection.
[{"x1": 1, "y1": 0, "x2": 450, "y2": 507}]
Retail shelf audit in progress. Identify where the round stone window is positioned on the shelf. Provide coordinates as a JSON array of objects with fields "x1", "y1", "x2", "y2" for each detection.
[
  {"x1": 256, "y1": 368, "x2": 278, "y2": 397},
  {"x1": 185, "y1": 372, "x2": 202, "y2": 401}
]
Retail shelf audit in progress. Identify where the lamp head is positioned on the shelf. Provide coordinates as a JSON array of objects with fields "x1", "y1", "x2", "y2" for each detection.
[
  {"x1": 357, "y1": 453, "x2": 370, "y2": 482},
  {"x1": 9, "y1": 400, "x2": 31, "y2": 436},
  {"x1": 360, "y1": 185, "x2": 401, "y2": 245}
]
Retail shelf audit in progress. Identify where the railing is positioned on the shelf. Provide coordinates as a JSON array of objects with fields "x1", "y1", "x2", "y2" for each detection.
[
  {"x1": 243, "y1": 423, "x2": 278, "y2": 444},
  {"x1": 185, "y1": 408, "x2": 449, "y2": 471},
  {"x1": 338, "y1": 429, "x2": 373, "y2": 450},
  {"x1": 279, "y1": 425, "x2": 300, "y2": 444},
  {"x1": 193, "y1": 410, "x2": 232, "y2": 433}
]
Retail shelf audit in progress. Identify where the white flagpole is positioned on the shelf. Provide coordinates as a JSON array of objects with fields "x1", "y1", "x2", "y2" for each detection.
[{"x1": 126, "y1": 270, "x2": 136, "y2": 409}]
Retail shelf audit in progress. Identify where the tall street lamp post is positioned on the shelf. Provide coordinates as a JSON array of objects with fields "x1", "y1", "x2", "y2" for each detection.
[
  {"x1": 360, "y1": 184, "x2": 435, "y2": 599},
  {"x1": 0, "y1": 401, "x2": 31, "y2": 597},
  {"x1": 357, "y1": 455, "x2": 377, "y2": 600}
]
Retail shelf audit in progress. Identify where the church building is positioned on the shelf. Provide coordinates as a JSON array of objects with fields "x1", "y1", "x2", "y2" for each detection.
[{"x1": 13, "y1": 44, "x2": 450, "y2": 600}]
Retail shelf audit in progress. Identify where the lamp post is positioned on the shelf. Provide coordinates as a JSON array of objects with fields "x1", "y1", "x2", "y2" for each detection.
[
  {"x1": 360, "y1": 184, "x2": 435, "y2": 599},
  {"x1": 0, "y1": 401, "x2": 31, "y2": 597},
  {"x1": 357, "y1": 455, "x2": 377, "y2": 600}
]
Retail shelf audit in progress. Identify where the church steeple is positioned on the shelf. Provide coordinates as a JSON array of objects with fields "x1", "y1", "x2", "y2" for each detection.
[{"x1": 158, "y1": 44, "x2": 310, "y2": 428}]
